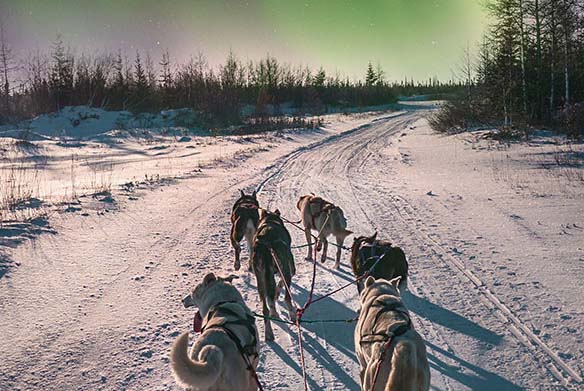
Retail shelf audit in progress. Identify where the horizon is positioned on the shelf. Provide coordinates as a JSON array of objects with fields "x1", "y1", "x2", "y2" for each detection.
[{"x1": 0, "y1": 0, "x2": 488, "y2": 83}]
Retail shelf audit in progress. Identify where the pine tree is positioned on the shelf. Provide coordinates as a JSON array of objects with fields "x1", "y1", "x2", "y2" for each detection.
[
  {"x1": 132, "y1": 51, "x2": 150, "y2": 111},
  {"x1": 49, "y1": 35, "x2": 74, "y2": 110},
  {"x1": 365, "y1": 62, "x2": 377, "y2": 86},
  {"x1": 0, "y1": 22, "x2": 16, "y2": 114},
  {"x1": 375, "y1": 63, "x2": 385, "y2": 86}
]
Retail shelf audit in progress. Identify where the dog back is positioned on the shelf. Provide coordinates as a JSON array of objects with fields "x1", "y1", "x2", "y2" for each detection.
[{"x1": 351, "y1": 237, "x2": 408, "y2": 292}]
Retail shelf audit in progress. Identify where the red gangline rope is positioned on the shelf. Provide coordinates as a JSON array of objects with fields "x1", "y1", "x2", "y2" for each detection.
[
  {"x1": 267, "y1": 214, "x2": 385, "y2": 390},
  {"x1": 269, "y1": 243, "x2": 318, "y2": 390}
]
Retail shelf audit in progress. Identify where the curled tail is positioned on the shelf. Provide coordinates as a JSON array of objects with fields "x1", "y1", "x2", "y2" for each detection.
[
  {"x1": 170, "y1": 332, "x2": 224, "y2": 390},
  {"x1": 387, "y1": 340, "x2": 418, "y2": 391}
]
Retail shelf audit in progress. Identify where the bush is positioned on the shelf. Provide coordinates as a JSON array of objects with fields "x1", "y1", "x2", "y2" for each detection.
[
  {"x1": 565, "y1": 103, "x2": 584, "y2": 139},
  {"x1": 229, "y1": 116, "x2": 322, "y2": 135},
  {"x1": 428, "y1": 102, "x2": 470, "y2": 133}
]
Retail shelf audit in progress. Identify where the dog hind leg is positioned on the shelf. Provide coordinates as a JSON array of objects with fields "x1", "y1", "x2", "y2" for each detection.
[
  {"x1": 231, "y1": 217, "x2": 245, "y2": 270},
  {"x1": 387, "y1": 340, "x2": 419, "y2": 391},
  {"x1": 334, "y1": 235, "x2": 344, "y2": 269},
  {"x1": 304, "y1": 227, "x2": 313, "y2": 261},
  {"x1": 320, "y1": 237, "x2": 328, "y2": 263},
  {"x1": 261, "y1": 294, "x2": 275, "y2": 342}
]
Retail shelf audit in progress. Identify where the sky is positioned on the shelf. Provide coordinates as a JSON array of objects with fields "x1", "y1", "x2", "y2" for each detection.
[{"x1": 0, "y1": 0, "x2": 488, "y2": 82}]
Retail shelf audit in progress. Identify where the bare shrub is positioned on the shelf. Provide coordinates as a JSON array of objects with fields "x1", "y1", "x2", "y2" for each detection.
[
  {"x1": 229, "y1": 116, "x2": 322, "y2": 136},
  {"x1": 428, "y1": 102, "x2": 470, "y2": 134},
  {"x1": 565, "y1": 103, "x2": 584, "y2": 140},
  {"x1": 0, "y1": 161, "x2": 42, "y2": 222}
]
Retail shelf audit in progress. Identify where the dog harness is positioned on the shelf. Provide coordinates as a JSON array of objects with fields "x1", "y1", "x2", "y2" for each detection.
[
  {"x1": 199, "y1": 301, "x2": 263, "y2": 390},
  {"x1": 358, "y1": 296, "x2": 412, "y2": 390},
  {"x1": 358, "y1": 300, "x2": 411, "y2": 344},
  {"x1": 255, "y1": 216, "x2": 291, "y2": 244},
  {"x1": 356, "y1": 242, "x2": 381, "y2": 291},
  {"x1": 201, "y1": 301, "x2": 259, "y2": 360},
  {"x1": 308, "y1": 198, "x2": 336, "y2": 229},
  {"x1": 236, "y1": 201, "x2": 259, "y2": 210},
  {"x1": 233, "y1": 196, "x2": 259, "y2": 212}
]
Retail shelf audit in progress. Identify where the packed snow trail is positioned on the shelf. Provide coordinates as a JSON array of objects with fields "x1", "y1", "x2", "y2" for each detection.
[
  {"x1": 1, "y1": 109, "x2": 581, "y2": 390},
  {"x1": 257, "y1": 111, "x2": 581, "y2": 390}
]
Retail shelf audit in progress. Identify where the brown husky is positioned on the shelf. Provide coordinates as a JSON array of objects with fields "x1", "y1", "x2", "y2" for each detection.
[
  {"x1": 230, "y1": 190, "x2": 260, "y2": 271},
  {"x1": 296, "y1": 194, "x2": 353, "y2": 269},
  {"x1": 351, "y1": 232, "x2": 408, "y2": 294},
  {"x1": 251, "y1": 209, "x2": 296, "y2": 341}
]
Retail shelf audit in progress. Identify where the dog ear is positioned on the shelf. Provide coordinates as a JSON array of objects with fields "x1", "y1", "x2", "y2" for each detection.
[
  {"x1": 364, "y1": 275, "x2": 375, "y2": 288},
  {"x1": 220, "y1": 274, "x2": 240, "y2": 283},
  {"x1": 296, "y1": 196, "x2": 305, "y2": 210},
  {"x1": 274, "y1": 209, "x2": 281, "y2": 216},
  {"x1": 203, "y1": 272, "x2": 217, "y2": 286},
  {"x1": 389, "y1": 276, "x2": 401, "y2": 290},
  {"x1": 240, "y1": 189, "x2": 246, "y2": 197},
  {"x1": 252, "y1": 190, "x2": 257, "y2": 198}
]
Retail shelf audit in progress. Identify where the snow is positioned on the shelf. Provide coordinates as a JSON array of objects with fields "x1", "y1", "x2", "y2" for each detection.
[
  {"x1": 0, "y1": 105, "x2": 582, "y2": 390},
  {"x1": 0, "y1": 106, "x2": 204, "y2": 140}
]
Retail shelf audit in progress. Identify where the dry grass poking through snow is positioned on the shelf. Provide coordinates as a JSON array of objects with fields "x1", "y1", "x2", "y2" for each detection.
[
  {"x1": 0, "y1": 139, "x2": 116, "y2": 224},
  {"x1": 465, "y1": 132, "x2": 584, "y2": 197},
  {"x1": 0, "y1": 141, "x2": 44, "y2": 223}
]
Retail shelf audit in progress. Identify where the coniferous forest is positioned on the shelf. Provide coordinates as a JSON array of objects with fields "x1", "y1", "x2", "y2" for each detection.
[
  {"x1": 432, "y1": 0, "x2": 584, "y2": 137},
  {"x1": 0, "y1": 34, "x2": 462, "y2": 127},
  {"x1": 1, "y1": 1, "x2": 582, "y2": 135}
]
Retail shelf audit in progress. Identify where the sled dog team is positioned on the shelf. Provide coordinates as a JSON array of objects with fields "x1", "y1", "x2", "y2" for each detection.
[{"x1": 170, "y1": 191, "x2": 430, "y2": 391}]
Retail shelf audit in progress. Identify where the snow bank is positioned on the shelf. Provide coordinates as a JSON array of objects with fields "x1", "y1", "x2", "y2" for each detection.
[{"x1": 0, "y1": 106, "x2": 203, "y2": 140}]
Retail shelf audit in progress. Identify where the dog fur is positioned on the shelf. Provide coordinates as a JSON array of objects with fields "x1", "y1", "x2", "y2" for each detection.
[
  {"x1": 350, "y1": 232, "x2": 408, "y2": 293},
  {"x1": 296, "y1": 194, "x2": 353, "y2": 269},
  {"x1": 354, "y1": 277, "x2": 430, "y2": 391},
  {"x1": 251, "y1": 208, "x2": 297, "y2": 341},
  {"x1": 230, "y1": 190, "x2": 260, "y2": 271},
  {"x1": 170, "y1": 273, "x2": 260, "y2": 391}
]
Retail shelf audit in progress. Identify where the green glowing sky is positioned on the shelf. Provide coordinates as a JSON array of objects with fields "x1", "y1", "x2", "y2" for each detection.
[{"x1": 1, "y1": 0, "x2": 488, "y2": 81}]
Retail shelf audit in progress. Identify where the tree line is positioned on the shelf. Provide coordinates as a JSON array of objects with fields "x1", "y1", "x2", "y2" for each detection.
[
  {"x1": 0, "y1": 35, "x2": 464, "y2": 126},
  {"x1": 435, "y1": 0, "x2": 584, "y2": 136}
]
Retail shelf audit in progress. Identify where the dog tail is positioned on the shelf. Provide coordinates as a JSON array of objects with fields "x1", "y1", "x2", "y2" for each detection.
[
  {"x1": 170, "y1": 332, "x2": 224, "y2": 389},
  {"x1": 386, "y1": 338, "x2": 418, "y2": 391},
  {"x1": 273, "y1": 244, "x2": 295, "y2": 277},
  {"x1": 339, "y1": 228, "x2": 353, "y2": 240}
]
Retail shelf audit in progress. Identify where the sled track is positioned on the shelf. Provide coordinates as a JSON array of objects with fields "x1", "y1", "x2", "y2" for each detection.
[
  {"x1": 258, "y1": 110, "x2": 582, "y2": 389},
  {"x1": 347, "y1": 112, "x2": 579, "y2": 387},
  {"x1": 337, "y1": 112, "x2": 581, "y2": 388},
  {"x1": 387, "y1": 194, "x2": 582, "y2": 389},
  {"x1": 255, "y1": 112, "x2": 407, "y2": 194}
]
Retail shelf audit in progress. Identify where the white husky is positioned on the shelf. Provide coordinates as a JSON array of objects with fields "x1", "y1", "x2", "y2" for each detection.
[
  {"x1": 170, "y1": 273, "x2": 260, "y2": 391},
  {"x1": 354, "y1": 276, "x2": 430, "y2": 391}
]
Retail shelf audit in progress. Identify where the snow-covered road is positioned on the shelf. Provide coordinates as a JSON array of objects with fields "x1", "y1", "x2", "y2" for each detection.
[{"x1": 1, "y1": 110, "x2": 582, "y2": 390}]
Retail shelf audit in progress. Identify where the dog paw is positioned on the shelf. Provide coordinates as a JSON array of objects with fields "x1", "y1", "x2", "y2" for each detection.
[
  {"x1": 265, "y1": 331, "x2": 275, "y2": 342},
  {"x1": 305, "y1": 255, "x2": 314, "y2": 262}
]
